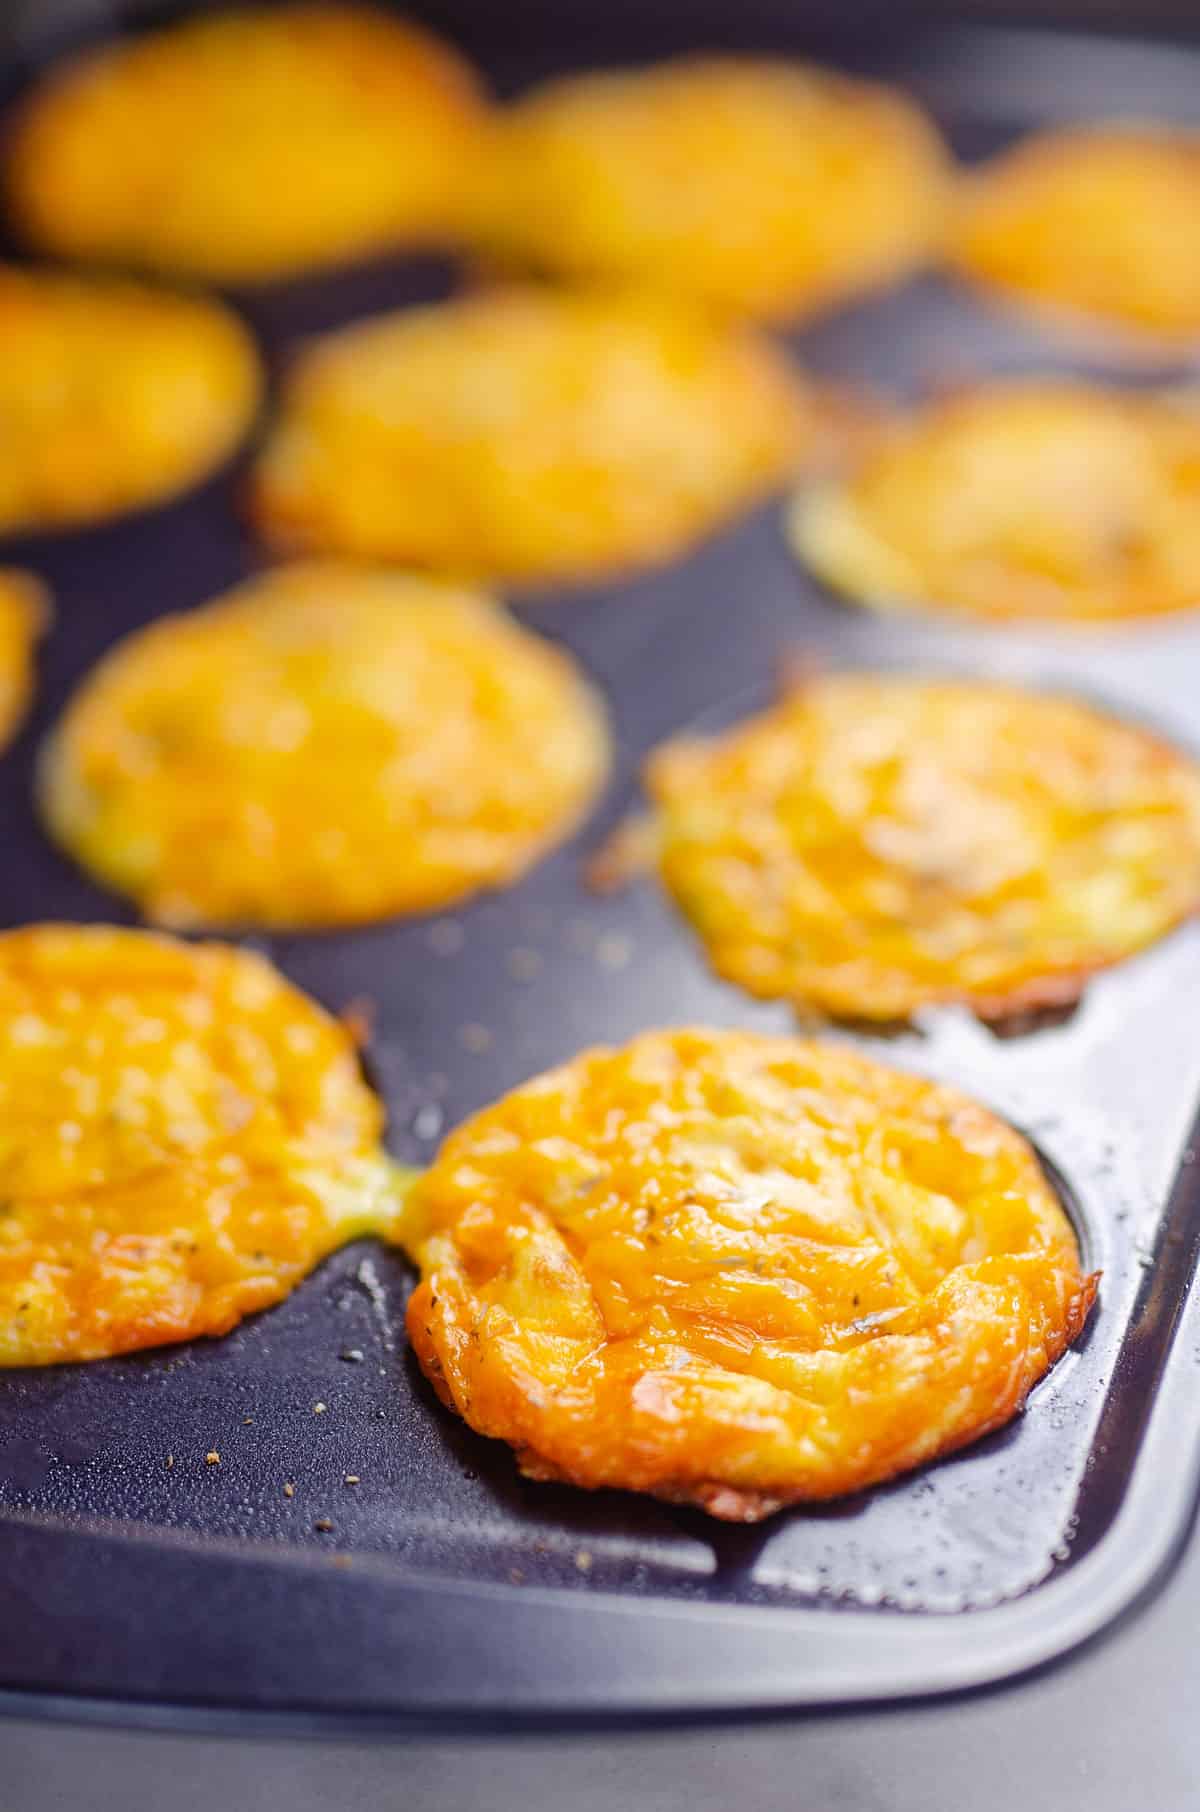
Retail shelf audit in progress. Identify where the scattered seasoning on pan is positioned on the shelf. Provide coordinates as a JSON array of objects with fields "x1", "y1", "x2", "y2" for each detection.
[
  {"x1": 205, "y1": 1451, "x2": 220, "y2": 1466},
  {"x1": 283, "y1": 1482, "x2": 295, "y2": 1499},
  {"x1": 566, "y1": 918, "x2": 596, "y2": 953},
  {"x1": 339, "y1": 1348, "x2": 364, "y2": 1364},
  {"x1": 509, "y1": 1568, "x2": 525, "y2": 1585},
  {"x1": 506, "y1": 946, "x2": 542, "y2": 983},
  {"x1": 574, "y1": 1549, "x2": 593, "y2": 1573},
  {"x1": 344, "y1": 1474, "x2": 360, "y2": 1486},
  {"x1": 428, "y1": 919, "x2": 464, "y2": 956},
  {"x1": 164, "y1": 1454, "x2": 174, "y2": 1470},
  {"x1": 412, "y1": 1104, "x2": 442, "y2": 1142},
  {"x1": 242, "y1": 1416, "x2": 253, "y2": 1425},
  {"x1": 313, "y1": 1401, "x2": 327, "y2": 1414},
  {"x1": 314, "y1": 1518, "x2": 334, "y2": 1533}
]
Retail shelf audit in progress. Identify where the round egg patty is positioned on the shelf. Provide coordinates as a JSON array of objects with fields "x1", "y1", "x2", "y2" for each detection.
[
  {"x1": 472, "y1": 56, "x2": 949, "y2": 321},
  {"x1": 645, "y1": 674, "x2": 1200, "y2": 1023},
  {"x1": 39, "y1": 563, "x2": 610, "y2": 929},
  {"x1": 0, "y1": 925, "x2": 404, "y2": 1366},
  {"x1": 5, "y1": 3, "x2": 487, "y2": 282},
  {"x1": 790, "y1": 380, "x2": 1200, "y2": 625},
  {"x1": 249, "y1": 288, "x2": 814, "y2": 585},
  {"x1": 947, "y1": 127, "x2": 1200, "y2": 350},
  {"x1": 0, "y1": 265, "x2": 261, "y2": 536},
  {"x1": 0, "y1": 569, "x2": 49, "y2": 750},
  {"x1": 404, "y1": 1027, "x2": 1096, "y2": 1519}
]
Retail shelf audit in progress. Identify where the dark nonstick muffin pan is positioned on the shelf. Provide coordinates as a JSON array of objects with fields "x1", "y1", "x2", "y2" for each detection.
[{"x1": 2, "y1": 3, "x2": 1200, "y2": 1730}]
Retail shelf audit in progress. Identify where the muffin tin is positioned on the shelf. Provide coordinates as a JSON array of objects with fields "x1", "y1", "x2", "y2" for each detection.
[{"x1": 2, "y1": 8, "x2": 1200, "y2": 1726}]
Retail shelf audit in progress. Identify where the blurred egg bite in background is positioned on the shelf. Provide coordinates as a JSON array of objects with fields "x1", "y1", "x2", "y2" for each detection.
[
  {"x1": 0, "y1": 925, "x2": 406, "y2": 1367},
  {"x1": 469, "y1": 56, "x2": 950, "y2": 323},
  {"x1": 4, "y1": 2, "x2": 488, "y2": 283},
  {"x1": 791, "y1": 379, "x2": 1200, "y2": 626},
  {"x1": 403, "y1": 1027, "x2": 1096, "y2": 1520},
  {"x1": 250, "y1": 287, "x2": 823, "y2": 586},
  {"x1": 946, "y1": 127, "x2": 1200, "y2": 353},
  {"x1": 39, "y1": 563, "x2": 611, "y2": 930},
  {"x1": 0, "y1": 265, "x2": 261, "y2": 536},
  {"x1": 641, "y1": 673, "x2": 1200, "y2": 1025},
  {"x1": 0, "y1": 570, "x2": 49, "y2": 752}
]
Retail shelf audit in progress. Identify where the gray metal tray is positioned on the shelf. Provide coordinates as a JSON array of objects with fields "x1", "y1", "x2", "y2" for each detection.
[{"x1": 1, "y1": 10, "x2": 1200, "y2": 1727}]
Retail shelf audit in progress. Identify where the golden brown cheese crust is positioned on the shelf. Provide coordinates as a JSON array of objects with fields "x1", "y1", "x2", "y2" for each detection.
[
  {"x1": 790, "y1": 381, "x2": 1200, "y2": 625},
  {"x1": 6, "y1": 3, "x2": 487, "y2": 281},
  {"x1": 39, "y1": 563, "x2": 610, "y2": 929},
  {"x1": 0, "y1": 266, "x2": 261, "y2": 536},
  {"x1": 646, "y1": 675, "x2": 1200, "y2": 1023},
  {"x1": 0, "y1": 925, "x2": 404, "y2": 1366},
  {"x1": 947, "y1": 128, "x2": 1200, "y2": 350},
  {"x1": 0, "y1": 570, "x2": 49, "y2": 751},
  {"x1": 249, "y1": 288, "x2": 815, "y2": 585},
  {"x1": 405, "y1": 1028, "x2": 1096, "y2": 1519},
  {"x1": 472, "y1": 57, "x2": 949, "y2": 321}
]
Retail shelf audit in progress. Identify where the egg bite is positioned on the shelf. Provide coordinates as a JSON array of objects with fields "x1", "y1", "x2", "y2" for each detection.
[
  {"x1": 0, "y1": 265, "x2": 261, "y2": 537},
  {"x1": 470, "y1": 56, "x2": 950, "y2": 322},
  {"x1": 5, "y1": 3, "x2": 487, "y2": 282},
  {"x1": 0, "y1": 570, "x2": 49, "y2": 750},
  {"x1": 0, "y1": 925, "x2": 405, "y2": 1367},
  {"x1": 249, "y1": 287, "x2": 816, "y2": 586},
  {"x1": 404, "y1": 1027, "x2": 1096, "y2": 1519},
  {"x1": 947, "y1": 127, "x2": 1200, "y2": 352},
  {"x1": 790, "y1": 380, "x2": 1200, "y2": 626},
  {"x1": 39, "y1": 563, "x2": 610, "y2": 930},
  {"x1": 644, "y1": 673, "x2": 1200, "y2": 1024}
]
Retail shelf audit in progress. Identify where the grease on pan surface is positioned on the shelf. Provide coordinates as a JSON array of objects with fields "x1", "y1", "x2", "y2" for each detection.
[
  {"x1": 644, "y1": 674, "x2": 1200, "y2": 1024},
  {"x1": 947, "y1": 127, "x2": 1200, "y2": 350},
  {"x1": 405, "y1": 1027, "x2": 1096, "y2": 1520},
  {"x1": 0, "y1": 570, "x2": 49, "y2": 751},
  {"x1": 40, "y1": 564, "x2": 610, "y2": 929},
  {"x1": 471, "y1": 57, "x2": 950, "y2": 322},
  {"x1": 249, "y1": 288, "x2": 816, "y2": 585},
  {"x1": 0, "y1": 925, "x2": 404, "y2": 1367},
  {"x1": 790, "y1": 380, "x2": 1200, "y2": 626},
  {"x1": 5, "y1": 3, "x2": 487, "y2": 282},
  {"x1": 0, "y1": 265, "x2": 260, "y2": 536}
]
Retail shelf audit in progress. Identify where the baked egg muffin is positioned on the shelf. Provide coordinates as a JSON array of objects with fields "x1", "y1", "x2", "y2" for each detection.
[
  {"x1": 404, "y1": 1027, "x2": 1096, "y2": 1518},
  {"x1": 6, "y1": 3, "x2": 487, "y2": 281},
  {"x1": 791, "y1": 380, "x2": 1200, "y2": 625},
  {"x1": 249, "y1": 287, "x2": 817, "y2": 585},
  {"x1": 40, "y1": 563, "x2": 610, "y2": 929},
  {"x1": 644, "y1": 673, "x2": 1200, "y2": 1023},
  {"x1": 947, "y1": 127, "x2": 1200, "y2": 351},
  {"x1": 472, "y1": 56, "x2": 949, "y2": 321},
  {"x1": 0, "y1": 569, "x2": 49, "y2": 750},
  {"x1": 0, "y1": 925, "x2": 404, "y2": 1366},
  {"x1": 0, "y1": 265, "x2": 260, "y2": 536}
]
